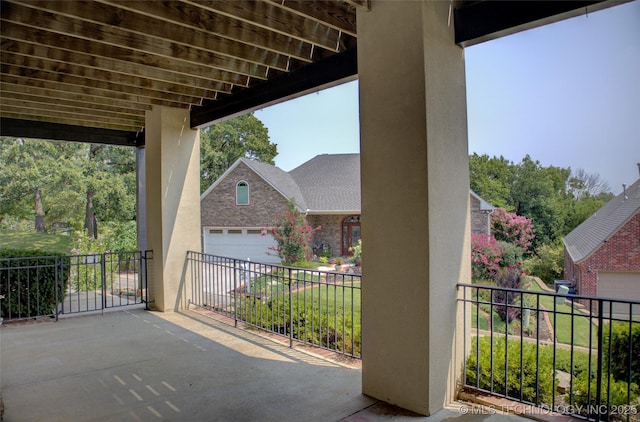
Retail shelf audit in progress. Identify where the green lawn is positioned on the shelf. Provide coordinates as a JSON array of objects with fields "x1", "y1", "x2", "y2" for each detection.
[
  {"x1": 0, "y1": 229, "x2": 75, "y2": 255},
  {"x1": 470, "y1": 279, "x2": 598, "y2": 348},
  {"x1": 526, "y1": 279, "x2": 598, "y2": 348}
]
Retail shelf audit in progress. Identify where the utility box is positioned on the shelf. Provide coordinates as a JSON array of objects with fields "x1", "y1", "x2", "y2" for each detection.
[{"x1": 556, "y1": 285, "x2": 569, "y2": 305}]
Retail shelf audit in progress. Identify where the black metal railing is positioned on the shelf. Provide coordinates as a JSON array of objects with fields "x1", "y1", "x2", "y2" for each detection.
[
  {"x1": 186, "y1": 251, "x2": 362, "y2": 358},
  {"x1": 1, "y1": 251, "x2": 152, "y2": 321},
  {"x1": 458, "y1": 282, "x2": 640, "y2": 421}
]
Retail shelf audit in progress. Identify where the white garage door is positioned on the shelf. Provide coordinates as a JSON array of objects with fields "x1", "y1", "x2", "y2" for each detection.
[
  {"x1": 203, "y1": 228, "x2": 280, "y2": 264},
  {"x1": 598, "y1": 271, "x2": 640, "y2": 317}
]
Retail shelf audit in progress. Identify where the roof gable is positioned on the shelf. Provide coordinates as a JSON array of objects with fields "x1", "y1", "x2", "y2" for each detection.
[
  {"x1": 200, "y1": 158, "x2": 307, "y2": 210},
  {"x1": 564, "y1": 178, "x2": 640, "y2": 263}
]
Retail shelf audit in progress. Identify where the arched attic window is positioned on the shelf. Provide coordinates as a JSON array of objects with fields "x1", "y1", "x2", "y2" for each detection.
[{"x1": 236, "y1": 181, "x2": 249, "y2": 205}]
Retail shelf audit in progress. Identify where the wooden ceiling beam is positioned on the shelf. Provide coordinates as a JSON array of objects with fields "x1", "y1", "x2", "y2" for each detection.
[
  {"x1": 1, "y1": 37, "x2": 234, "y2": 94},
  {"x1": 22, "y1": 0, "x2": 282, "y2": 74},
  {"x1": 0, "y1": 118, "x2": 144, "y2": 146},
  {"x1": 1, "y1": 65, "x2": 202, "y2": 106},
  {"x1": 0, "y1": 103, "x2": 144, "y2": 128},
  {"x1": 0, "y1": 82, "x2": 150, "y2": 112},
  {"x1": 270, "y1": 0, "x2": 357, "y2": 37},
  {"x1": 1, "y1": 113, "x2": 143, "y2": 133},
  {"x1": 1, "y1": 91, "x2": 146, "y2": 117},
  {"x1": 1, "y1": 74, "x2": 192, "y2": 110},
  {"x1": 0, "y1": 21, "x2": 240, "y2": 92},
  {"x1": 1, "y1": 1, "x2": 271, "y2": 85},
  {"x1": 1, "y1": 52, "x2": 220, "y2": 101},
  {"x1": 101, "y1": 0, "x2": 313, "y2": 64},
  {"x1": 188, "y1": 0, "x2": 342, "y2": 52}
]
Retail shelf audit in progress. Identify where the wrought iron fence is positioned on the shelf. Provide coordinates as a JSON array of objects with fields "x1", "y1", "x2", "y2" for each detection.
[
  {"x1": 458, "y1": 282, "x2": 640, "y2": 421},
  {"x1": 186, "y1": 251, "x2": 362, "y2": 358},
  {"x1": 1, "y1": 251, "x2": 152, "y2": 321}
]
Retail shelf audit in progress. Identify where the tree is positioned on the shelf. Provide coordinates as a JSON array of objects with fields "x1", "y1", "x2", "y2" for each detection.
[
  {"x1": 568, "y1": 168, "x2": 611, "y2": 200},
  {"x1": 490, "y1": 208, "x2": 535, "y2": 254},
  {"x1": 469, "y1": 153, "x2": 514, "y2": 210},
  {"x1": 0, "y1": 137, "x2": 136, "y2": 233},
  {"x1": 200, "y1": 114, "x2": 278, "y2": 193},
  {"x1": 266, "y1": 200, "x2": 319, "y2": 265}
]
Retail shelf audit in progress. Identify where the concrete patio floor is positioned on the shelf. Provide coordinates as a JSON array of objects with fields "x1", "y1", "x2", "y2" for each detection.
[{"x1": 1, "y1": 308, "x2": 529, "y2": 422}]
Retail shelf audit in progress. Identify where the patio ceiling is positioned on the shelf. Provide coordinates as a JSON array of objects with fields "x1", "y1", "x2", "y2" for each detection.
[{"x1": 0, "y1": 0, "x2": 620, "y2": 146}]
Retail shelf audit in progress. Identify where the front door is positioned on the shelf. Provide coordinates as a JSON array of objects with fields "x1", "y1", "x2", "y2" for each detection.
[{"x1": 342, "y1": 216, "x2": 361, "y2": 256}]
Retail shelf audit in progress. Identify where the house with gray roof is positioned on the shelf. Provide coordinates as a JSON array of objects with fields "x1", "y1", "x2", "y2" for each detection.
[
  {"x1": 201, "y1": 153, "x2": 494, "y2": 264},
  {"x1": 563, "y1": 177, "x2": 640, "y2": 310},
  {"x1": 200, "y1": 154, "x2": 361, "y2": 263}
]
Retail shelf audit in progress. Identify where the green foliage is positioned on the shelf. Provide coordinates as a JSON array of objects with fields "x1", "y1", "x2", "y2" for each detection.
[
  {"x1": 604, "y1": 321, "x2": 640, "y2": 386},
  {"x1": 523, "y1": 241, "x2": 564, "y2": 285},
  {"x1": 200, "y1": 114, "x2": 278, "y2": 193},
  {"x1": 469, "y1": 153, "x2": 514, "y2": 210},
  {"x1": 0, "y1": 248, "x2": 70, "y2": 319},
  {"x1": 318, "y1": 256, "x2": 329, "y2": 265},
  {"x1": 466, "y1": 336, "x2": 555, "y2": 404},
  {"x1": 102, "y1": 221, "x2": 138, "y2": 252},
  {"x1": 349, "y1": 239, "x2": 362, "y2": 264},
  {"x1": 572, "y1": 372, "x2": 640, "y2": 410},
  {"x1": 237, "y1": 283, "x2": 361, "y2": 356},
  {"x1": 0, "y1": 137, "x2": 136, "y2": 233},
  {"x1": 266, "y1": 200, "x2": 319, "y2": 266},
  {"x1": 469, "y1": 153, "x2": 613, "y2": 252},
  {"x1": 497, "y1": 240, "x2": 524, "y2": 267}
]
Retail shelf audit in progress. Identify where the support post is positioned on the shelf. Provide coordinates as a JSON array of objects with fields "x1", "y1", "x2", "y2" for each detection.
[{"x1": 357, "y1": 0, "x2": 471, "y2": 415}]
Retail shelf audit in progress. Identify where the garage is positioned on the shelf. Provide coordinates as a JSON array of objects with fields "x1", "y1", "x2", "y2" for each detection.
[
  {"x1": 203, "y1": 228, "x2": 280, "y2": 264},
  {"x1": 598, "y1": 271, "x2": 640, "y2": 317}
]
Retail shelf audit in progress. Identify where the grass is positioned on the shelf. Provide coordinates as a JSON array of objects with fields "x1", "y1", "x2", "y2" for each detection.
[
  {"x1": 470, "y1": 278, "x2": 598, "y2": 348},
  {"x1": 526, "y1": 279, "x2": 598, "y2": 348},
  {"x1": 0, "y1": 229, "x2": 75, "y2": 255}
]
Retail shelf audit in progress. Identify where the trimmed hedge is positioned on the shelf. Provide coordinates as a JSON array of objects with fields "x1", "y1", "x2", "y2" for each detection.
[{"x1": 0, "y1": 249, "x2": 70, "y2": 319}]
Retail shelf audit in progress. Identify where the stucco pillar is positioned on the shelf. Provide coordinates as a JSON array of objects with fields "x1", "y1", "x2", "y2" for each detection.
[
  {"x1": 145, "y1": 106, "x2": 201, "y2": 311},
  {"x1": 357, "y1": 1, "x2": 470, "y2": 415}
]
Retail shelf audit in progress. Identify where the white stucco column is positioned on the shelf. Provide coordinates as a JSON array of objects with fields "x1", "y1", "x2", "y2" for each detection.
[
  {"x1": 145, "y1": 106, "x2": 201, "y2": 312},
  {"x1": 357, "y1": 0, "x2": 470, "y2": 415}
]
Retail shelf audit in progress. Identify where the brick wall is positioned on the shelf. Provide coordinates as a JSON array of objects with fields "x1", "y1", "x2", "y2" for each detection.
[
  {"x1": 201, "y1": 162, "x2": 291, "y2": 228},
  {"x1": 470, "y1": 195, "x2": 491, "y2": 235},
  {"x1": 307, "y1": 214, "x2": 348, "y2": 257},
  {"x1": 567, "y1": 212, "x2": 640, "y2": 298}
]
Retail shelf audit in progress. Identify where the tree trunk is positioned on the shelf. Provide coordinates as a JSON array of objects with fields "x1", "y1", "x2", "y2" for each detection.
[
  {"x1": 34, "y1": 187, "x2": 45, "y2": 232},
  {"x1": 84, "y1": 189, "x2": 95, "y2": 238}
]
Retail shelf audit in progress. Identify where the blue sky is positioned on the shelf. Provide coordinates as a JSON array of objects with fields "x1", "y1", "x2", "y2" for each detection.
[{"x1": 255, "y1": 1, "x2": 640, "y2": 194}]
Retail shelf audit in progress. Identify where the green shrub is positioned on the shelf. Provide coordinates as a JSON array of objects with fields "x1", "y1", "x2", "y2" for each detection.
[
  {"x1": 604, "y1": 321, "x2": 640, "y2": 386},
  {"x1": 466, "y1": 336, "x2": 555, "y2": 405},
  {"x1": 572, "y1": 371, "x2": 640, "y2": 412},
  {"x1": 523, "y1": 241, "x2": 564, "y2": 285},
  {"x1": 0, "y1": 248, "x2": 69, "y2": 319}
]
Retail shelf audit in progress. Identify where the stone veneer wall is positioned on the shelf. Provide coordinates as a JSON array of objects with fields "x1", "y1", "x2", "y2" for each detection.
[
  {"x1": 201, "y1": 162, "x2": 292, "y2": 228},
  {"x1": 307, "y1": 214, "x2": 350, "y2": 257},
  {"x1": 470, "y1": 195, "x2": 490, "y2": 236}
]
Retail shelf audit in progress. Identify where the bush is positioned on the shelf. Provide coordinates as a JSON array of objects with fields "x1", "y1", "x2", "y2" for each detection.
[
  {"x1": 523, "y1": 241, "x2": 564, "y2": 285},
  {"x1": 471, "y1": 234, "x2": 504, "y2": 281},
  {"x1": 266, "y1": 200, "x2": 320, "y2": 266},
  {"x1": 572, "y1": 371, "x2": 640, "y2": 416},
  {"x1": 0, "y1": 248, "x2": 70, "y2": 319},
  {"x1": 604, "y1": 321, "x2": 640, "y2": 386},
  {"x1": 466, "y1": 336, "x2": 555, "y2": 405},
  {"x1": 492, "y1": 265, "x2": 525, "y2": 323}
]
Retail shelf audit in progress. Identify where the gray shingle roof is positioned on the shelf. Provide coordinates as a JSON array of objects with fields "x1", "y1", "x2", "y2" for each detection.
[
  {"x1": 289, "y1": 154, "x2": 361, "y2": 213},
  {"x1": 563, "y1": 178, "x2": 640, "y2": 263},
  {"x1": 240, "y1": 158, "x2": 308, "y2": 210}
]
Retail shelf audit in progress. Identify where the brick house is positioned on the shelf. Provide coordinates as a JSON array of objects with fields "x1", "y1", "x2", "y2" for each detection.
[
  {"x1": 563, "y1": 177, "x2": 640, "y2": 311},
  {"x1": 470, "y1": 190, "x2": 495, "y2": 236},
  {"x1": 201, "y1": 153, "x2": 494, "y2": 263}
]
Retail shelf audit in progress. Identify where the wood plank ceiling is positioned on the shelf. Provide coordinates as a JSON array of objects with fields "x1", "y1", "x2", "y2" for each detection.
[
  {"x1": 0, "y1": 0, "x2": 362, "y2": 142},
  {"x1": 0, "y1": 0, "x2": 619, "y2": 146}
]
